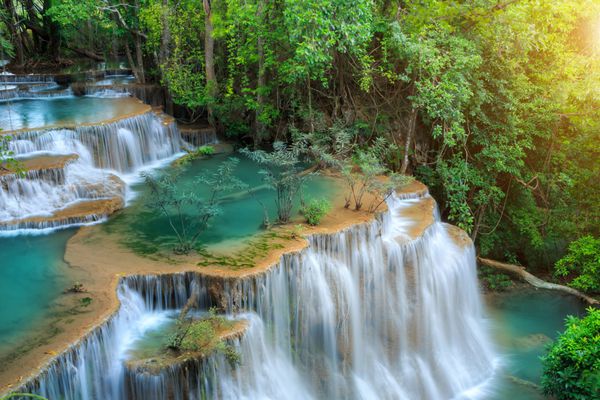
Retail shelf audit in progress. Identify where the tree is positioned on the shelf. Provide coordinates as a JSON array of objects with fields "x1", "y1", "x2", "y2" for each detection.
[
  {"x1": 341, "y1": 149, "x2": 413, "y2": 212},
  {"x1": 143, "y1": 158, "x2": 246, "y2": 254},
  {"x1": 541, "y1": 308, "x2": 600, "y2": 400},
  {"x1": 241, "y1": 142, "x2": 310, "y2": 224}
]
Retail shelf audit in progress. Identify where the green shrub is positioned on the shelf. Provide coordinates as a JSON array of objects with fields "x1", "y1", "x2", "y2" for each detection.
[
  {"x1": 541, "y1": 308, "x2": 600, "y2": 400},
  {"x1": 478, "y1": 266, "x2": 513, "y2": 291},
  {"x1": 176, "y1": 145, "x2": 216, "y2": 166},
  {"x1": 301, "y1": 198, "x2": 331, "y2": 226},
  {"x1": 554, "y1": 236, "x2": 600, "y2": 293},
  {"x1": 197, "y1": 145, "x2": 215, "y2": 156}
]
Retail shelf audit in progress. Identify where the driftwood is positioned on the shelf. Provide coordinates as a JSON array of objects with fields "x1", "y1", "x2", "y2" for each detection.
[{"x1": 478, "y1": 257, "x2": 599, "y2": 306}]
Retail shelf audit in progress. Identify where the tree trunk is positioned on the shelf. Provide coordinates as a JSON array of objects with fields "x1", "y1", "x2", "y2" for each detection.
[
  {"x1": 134, "y1": 33, "x2": 145, "y2": 83},
  {"x1": 43, "y1": 0, "x2": 61, "y2": 59},
  {"x1": 478, "y1": 257, "x2": 599, "y2": 305},
  {"x1": 4, "y1": 0, "x2": 24, "y2": 65},
  {"x1": 24, "y1": 0, "x2": 41, "y2": 53},
  {"x1": 400, "y1": 107, "x2": 417, "y2": 174},
  {"x1": 124, "y1": 40, "x2": 141, "y2": 82},
  {"x1": 203, "y1": 0, "x2": 217, "y2": 123},
  {"x1": 159, "y1": 0, "x2": 174, "y2": 114},
  {"x1": 255, "y1": 0, "x2": 266, "y2": 145}
]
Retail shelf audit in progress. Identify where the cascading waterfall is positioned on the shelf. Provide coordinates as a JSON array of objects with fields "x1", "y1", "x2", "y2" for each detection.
[
  {"x1": 0, "y1": 111, "x2": 187, "y2": 231},
  {"x1": 18, "y1": 193, "x2": 497, "y2": 399},
  {"x1": 0, "y1": 86, "x2": 72, "y2": 101},
  {"x1": 9, "y1": 113, "x2": 182, "y2": 172}
]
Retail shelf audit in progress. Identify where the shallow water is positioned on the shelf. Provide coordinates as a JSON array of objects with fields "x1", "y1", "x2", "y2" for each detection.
[
  {"x1": 479, "y1": 288, "x2": 587, "y2": 399},
  {"x1": 105, "y1": 153, "x2": 341, "y2": 250},
  {"x1": 0, "y1": 230, "x2": 74, "y2": 355},
  {"x1": 0, "y1": 96, "x2": 146, "y2": 131}
]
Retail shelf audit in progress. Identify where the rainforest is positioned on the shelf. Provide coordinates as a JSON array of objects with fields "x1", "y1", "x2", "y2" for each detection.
[{"x1": 0, "y1": 0, "x2": 598, "y2": 399}]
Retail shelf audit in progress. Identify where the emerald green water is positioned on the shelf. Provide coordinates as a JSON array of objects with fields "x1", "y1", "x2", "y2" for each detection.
[
  {"x1": 0, "y1": 96, "x2": 144, "y2": 131},
  {"x1": 484, "y1": 289, "x2": 587, "y2": 399},
  {"x1": 0, "y1": 230, "x2": 73, "y2": 356},
  {"x1": 106, "y1": 153, "x2": 340, "y2": 253}
]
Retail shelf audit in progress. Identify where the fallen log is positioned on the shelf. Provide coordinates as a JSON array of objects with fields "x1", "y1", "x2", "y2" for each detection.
[{"x1": 478, "y1": 257, "x2": 599, "y2": 306}]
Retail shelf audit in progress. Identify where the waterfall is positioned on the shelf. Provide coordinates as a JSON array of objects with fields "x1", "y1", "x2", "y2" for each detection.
[
  {"x1": 0, "y1": 111, "x2": 187, "y2": 232},
  {"x1": 0, "y1": 74, "x2": 56, "y2": 84},
  {"x1": 17, "y1": 194, "x2": 497, "y2": 399},
  {"x1": 0, "y1": 86, "x2": 72, "y2": 101},
  {"x1": 9, "y1": 112, "x2": 182, "y2": 172}
]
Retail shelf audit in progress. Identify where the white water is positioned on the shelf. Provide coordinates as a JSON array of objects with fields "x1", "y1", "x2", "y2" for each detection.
[
  {"x1": 20, "y1": 194, "x2": 498, "y2": 399},
  {"x1": 0, "y1": 112, "x2": 185, "y2": 231}
]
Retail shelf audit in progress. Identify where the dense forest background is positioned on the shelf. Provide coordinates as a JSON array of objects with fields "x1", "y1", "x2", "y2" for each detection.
[{"x1": 1, "y1": 0, "x2": 599, "y2": 280}]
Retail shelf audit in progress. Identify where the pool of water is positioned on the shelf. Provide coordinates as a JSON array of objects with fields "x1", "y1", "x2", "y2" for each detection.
[
  {"x1": 0, "y1": 96, "x2": 147, "y2": 131},
  {"x1": 105, "y1": 153, "x2": 341, "y2": 252},
  {"x1": 479, "y1": 289, "x2": 587, "y2": 399},
  {"x1": 0, "y1": 230, "x2": 74, "y2": 356}
]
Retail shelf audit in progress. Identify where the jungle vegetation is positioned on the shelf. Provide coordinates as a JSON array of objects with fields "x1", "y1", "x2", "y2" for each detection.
[{"x1": 2, "y1": 0, "x2": 599, "y2": 297}]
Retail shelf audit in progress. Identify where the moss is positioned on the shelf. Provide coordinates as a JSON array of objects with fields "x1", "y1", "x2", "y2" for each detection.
[{"x1": 197, "y1": 230, "x2": 288, "y2": 270}]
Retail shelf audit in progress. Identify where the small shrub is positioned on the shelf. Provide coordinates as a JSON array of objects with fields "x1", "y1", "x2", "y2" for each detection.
[
  {"x1": 541, "y1": 308, "x2": 600, "y2": 400},
  {"x1": 478, "y1": 266, "x2": 513, "y2": 291},
  {"x1": 197, "y1": 145, "x2": 215, "y2": 156},
  {"x1": 176, "y1": 145, "x2": 216, "y2": 166},
  {"x1": 79, "y1": 297, "x2": 93, "y2": 307},
  {"x1": 64, "y1": 282, "x2": 85, "y2": 293},
  {"x1": 301, "y1": 198, "x2": 331, "y2": 226}
]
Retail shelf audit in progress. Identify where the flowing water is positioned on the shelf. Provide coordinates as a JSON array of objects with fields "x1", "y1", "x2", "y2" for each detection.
[
  {"x1": 0, "y1": 101, "x2": 186, "y2": 231},
  {"x1": 20, "y1": 194, "x2": 499, "y2": 399}
]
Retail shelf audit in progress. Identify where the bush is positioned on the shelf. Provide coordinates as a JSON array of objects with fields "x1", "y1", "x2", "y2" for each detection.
[
  {"x1": 554, "y1": 236, "x2": 600, "y2": 293},
  {"x1": 478, "y1": 266, "x2": 513, "y2": 291},
  {"x1": 301, "y1": 198, "x2": 331, "y2": 226},
  {"x1": 541, "y1": 308, "x2": 600, "y2": 400},
  {"x1": 176, "y1": 145, "x2": 216, "y2": 166}
]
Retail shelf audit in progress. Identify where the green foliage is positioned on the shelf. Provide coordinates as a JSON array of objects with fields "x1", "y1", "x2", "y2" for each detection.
[
  {"x1": 0, "y1": 135, "x2": 23, "y2": 175},
  {"x1": 301, "y1": 198, "x2": 331, "y2": 226},
  {"x1": 241, "y1": 142, "x2": 311, "y2": 224},
  {"x1": 176, "y1": 145, "x2": 216, "y2": 166},
  {"x1": 0, "y1": 394, "x2": 48, "y2": 400},
  {"x1": 167, "y1": 307, "x2": 240, "y2": 366},
  {"x1": 197, "y1": 230, "x2": 286, "y2": 270},
  {"x1": 541, "y1": 308, "x2": 600, "y2": 400},
  {"x1": 478, "y1": 266, "x2": 513, "y2": 291},
  {"x1": 79, "y1": 297, "x2": 93, "y2": 307},
  {"x1": 7, "y1": 0, "x2": 599, "y2": 278},
  {"x1": 341, "y1": 149, "x2": 413, "y2": 212},
  {"x1": 342, "y1": 150, "x2": 387, "y2": 211},
  {"x1": 555, "y1": 236, "x2": 600, "y2": 293},
  {"x1": 143, "y1": 158, "x2": 246, "y2": 254}
]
